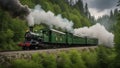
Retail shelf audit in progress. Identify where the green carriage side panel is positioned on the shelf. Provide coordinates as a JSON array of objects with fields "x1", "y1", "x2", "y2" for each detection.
[
  {"x1": 43, "y1": 30, "x2": 49, "y2": 42},
  {"x1": 67, "y1": 33, "x2": 73, "y2": 44},
  {"x1": 51, "y1": 29, "x2": 66, "y2": 44},
  {"x1": 51, "y1": 31, "x2": 58, "y2": 43},
  {"x1": 59, "y1": 34, "x2": 66, "y2": 43},
  {"x1": 95, "y1": 39, "x2": 98, "y2": 45},
  {"x1": 73, "y1": 36, "x2": 86, "y2": 44},
  {"x1": 87, "y1": 38, "x2": 98, "y2": 45}
]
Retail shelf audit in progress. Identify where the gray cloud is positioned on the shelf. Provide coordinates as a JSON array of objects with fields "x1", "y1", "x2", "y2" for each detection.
[{"x1": 84, "y1": 0, "x2": 118, "y2": 11}]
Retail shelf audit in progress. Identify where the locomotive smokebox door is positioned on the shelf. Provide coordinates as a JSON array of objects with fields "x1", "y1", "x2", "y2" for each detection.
[{"x1": 29, "y1": 26, "x2": 33, "y2": 32}]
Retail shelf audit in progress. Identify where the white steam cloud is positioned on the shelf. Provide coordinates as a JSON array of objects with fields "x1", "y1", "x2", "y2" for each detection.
[
  {"x1": 27, "y1": 5, "x2": 114, "y2": 47},
  {"x1": 74, "y1": 23, "x2": 114, "y2": 47},
  {"x1": 26, "y1": 5, "x2": 73, "y2": 32},
  {"x1": 67, "y1": 0, "x2": 79, "y2": 5}
]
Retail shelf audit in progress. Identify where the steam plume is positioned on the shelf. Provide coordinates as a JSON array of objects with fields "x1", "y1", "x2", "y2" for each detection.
[
  {"x1": 0, "y1": 0, "x2": 30, "y2": 18},
  {"x1": 27, "y1": 5, "x2": 114, "y2": 47},
  {"x1": 26, "y1": 5, "x2": 73, "y2": 32},
  {"x1": 74, "y1": 23, "x2": 114, "y2": 47}
]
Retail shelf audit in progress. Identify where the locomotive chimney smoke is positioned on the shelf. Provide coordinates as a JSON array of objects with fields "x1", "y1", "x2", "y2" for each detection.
[
  {"x1": 26, "y1": 5, "x2": 73, "y2": 32},
  {"x1": 74, "y1": 23, "x2": 114, "y2": 47},
  {"x1": 27, "y1": 5, "x2": 114, "y2": 48},
  {"x1": 0, "y1": 0, "x2": 30, "y2": 18}
]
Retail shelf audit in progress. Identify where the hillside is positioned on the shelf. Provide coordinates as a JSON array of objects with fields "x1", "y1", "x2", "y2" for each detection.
[
  {"x1": 96, "y1": 9, "x2": 118, "y2": 32},
  {"x1": 20, "y1": 0, "x2": 92, "y2": 28},
  {"x1": 0, "y1": 0, "x2": 93, "y2": 50}
]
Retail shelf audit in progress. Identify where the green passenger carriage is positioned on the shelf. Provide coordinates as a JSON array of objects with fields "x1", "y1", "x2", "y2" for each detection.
[{"x1": 19, "y1": 28, "x2": 98, "y2": 49}]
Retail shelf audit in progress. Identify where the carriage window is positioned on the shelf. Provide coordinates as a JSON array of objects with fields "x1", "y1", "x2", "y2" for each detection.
[
  {"x1": 60, "y1": 38, "x2": 62, "y2": 41},
  {"x1": 39, "y1": 30, "x2": 43, "y2": 36},
  {"x1": 43, "y1": 31, "x2": 48, "y2": 36}
]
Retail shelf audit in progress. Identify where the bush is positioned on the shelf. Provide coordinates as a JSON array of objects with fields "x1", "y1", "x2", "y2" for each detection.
[
  {"x1": 0, "y1": 65, "x2": 4, "y2": 68},
  {"x1": 31, "y1": 53, "x2": 43, "y2": 68},
  {"x1": 41, "y1": 53, "x2": 56, "y2": 68},
  {"x1": 81, "y1": 51, "x2": 97, "y2": 68},
  {"x1": 69, "y1": 50, "x2": 86, "y2": 68},
  {"x1": 57, "y1": 52, "x2": 72, "y2": 68},
  {"x1": 1, "y1": 48, "x2": 116, "y2": 68},
  {"x1": 97, "y1": 46, "x2": 116, "y2": 68},
  {"x1": 10, "y1": 59, "x2": 41, "y2": 68}
]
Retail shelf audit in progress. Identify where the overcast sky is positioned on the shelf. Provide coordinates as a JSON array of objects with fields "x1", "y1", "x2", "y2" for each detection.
[{"x1": 83, "y1": 0, "x2": 119, "y2": 19}]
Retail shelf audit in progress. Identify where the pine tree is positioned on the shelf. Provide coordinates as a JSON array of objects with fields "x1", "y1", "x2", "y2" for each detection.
[
  {"x1": 114, "y1": 1, "x2": 120, "y2": 67},
  {"x1": 110, "y1": 10, "x2": 114, "y2": 18},
  {"x1": 114, "y1": 12, "x2": 120, "y2": 68},
  {"x1": 76, "y1": 0, "x2": 84, "y2": 14},
  {"x1": 114, "y1": 8, "x2": 119, "y2": 16},
  {"x1": 85, "y1": 3, "x2": 89, "y2": 17}
]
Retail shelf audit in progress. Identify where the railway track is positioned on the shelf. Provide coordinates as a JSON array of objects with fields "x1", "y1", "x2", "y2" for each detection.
[{"x1": 0, "y1": 46, "x2": 97, "y2": 55}]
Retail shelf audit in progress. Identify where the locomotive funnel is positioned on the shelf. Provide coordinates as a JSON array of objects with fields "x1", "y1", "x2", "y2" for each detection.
[{"x1": 29, "y1": 26, "x2": 33, "y2": 32}]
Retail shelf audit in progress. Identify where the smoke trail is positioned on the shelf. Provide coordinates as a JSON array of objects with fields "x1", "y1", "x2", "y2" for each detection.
[
  {"x1": 26, "y1": 5, "x2": 74, "y2": 32},
  {"x1": 74, "y1": 23, "x2": 114, "y2": 47},
  {"x1": 0, "y1": 0, "x2": 30, "y2": 18},
  {"x1": 67, "y1": 0, "x2": 79, "y2": 5},
  {"x1": 27, "y1": 5, "x2": 114, "y2": 47}
]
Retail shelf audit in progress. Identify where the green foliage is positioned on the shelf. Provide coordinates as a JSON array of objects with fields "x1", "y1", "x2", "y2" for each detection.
[
  {"x1": 10, "y1": 18, "x2": 27, "y2": 42},
  {"x1": 11, "y1": 59, "x2": 41, "y2": 68},
  {"x1": 114, "y1": 12, "x2": 120, "y2": 68},
  {"x1": 0, "y1": 8, "x2": 27, "y2": 50},
  {"x1": 0, "y1": 0, "x2": 94, "y2": 50},
  {"x1": 97, "y1": 46, "x2": 115, "y2": 68},
  {"x1": 53, "y1": 4, "x2": 61, "y2": 14},
  {"x1": 57, "y1": 52, "x2": 72, "y2": 68},
  {"x1": 0, "y1": 65, "x2": 4, "y2": 68},
  {"x1": 20, "y1": 0, "x2": 91, "y2": 28},
  {"x1": 82, "y1": 51, "x2": 97, "y2": 68},
  {"x1": 69, "y1": 50, "x2": 86, "y2": 68},
  {"x1": 20, "y1": 0, "x2": 35, "y2": 8},
  {"x1": 115, "y1": 13, "x2": 120, "y2": 53},
  {"x1": 0, "y1": 48, "x2": 117, "y2": 68},
  {"x1": 41, "y1": 53, "x2": 56, "y2": 68},
  {"x1": 96, "y1": 8, "x2": 118, "y2": 31},
  {"x1": 31, "y1": 53, "x2": 43, "y2": 68}
]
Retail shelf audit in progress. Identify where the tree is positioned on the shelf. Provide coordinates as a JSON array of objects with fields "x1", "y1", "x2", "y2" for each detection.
[
  {"x1": 110, "y1": 10, "x2": 114, "y2": 18},
  {"x1": 97, "y1": 46, "x2": 115, "y2": 68},
  {"x1": 0, "y1": 8, "x2": 27, "y2": 50},
  {"x1": 84, "y1": 3, "x2": 89, "y2": 17},
  {"x1": 114, "y1": 8, "x2": 119, "y2": 16},
  {"x1": 78, "y1": 0, "x2": 84, "y2": 14},
  {"x1": 53, "y1": 4, "x2": 61, "y2": 14},
  {"x1": 114, "y1": 13, "x2": 120, "y2": 68}
]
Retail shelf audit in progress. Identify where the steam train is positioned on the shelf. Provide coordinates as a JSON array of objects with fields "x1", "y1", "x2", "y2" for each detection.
[{"x1": 18, "y1": 27, "x2": 98, "y2": 50}]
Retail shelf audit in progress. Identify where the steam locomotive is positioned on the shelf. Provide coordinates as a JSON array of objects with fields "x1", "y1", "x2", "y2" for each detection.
[{"x1": 18, "y1": 27, "x2": 98, "y2": 50}]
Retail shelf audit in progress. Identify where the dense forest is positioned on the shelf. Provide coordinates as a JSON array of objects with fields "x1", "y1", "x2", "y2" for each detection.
[
  {"x1": 0, "y1": 47, "x2": 116, "y2": 68},
  {"x1": 1, "y1": 0, "x2": 120, "y2": 67},
  {"x1": 96, "y1": 8, "x2": 119, "y2": 32},
  {"x1": 20, "y1": 0, "x2": 94, "y2": 27},
  {"x1": 0, "y1": 8, "x2": 27, "y2": 50},
  {"x1": 0, "y1": 0, "x2": 94, "y2": 50}
]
